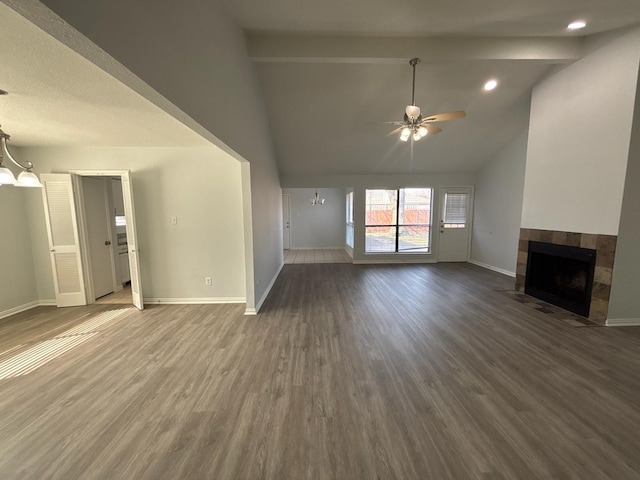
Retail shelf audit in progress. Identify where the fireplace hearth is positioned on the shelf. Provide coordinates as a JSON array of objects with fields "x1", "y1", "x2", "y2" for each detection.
[{"x1": 525, "y1": 241, "x2": 596, "y2": 317}]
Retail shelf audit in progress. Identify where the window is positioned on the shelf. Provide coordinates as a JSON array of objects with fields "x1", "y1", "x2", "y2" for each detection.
[
  {"x1": 346, "y1": 191, "x2": 354, "y2": 248},
  {"x1": 365, "y1": 188, "x2": 432, "y2": 253},
  {"x1": 442, "y1": 193, "x2": 468, "y2": 229}
]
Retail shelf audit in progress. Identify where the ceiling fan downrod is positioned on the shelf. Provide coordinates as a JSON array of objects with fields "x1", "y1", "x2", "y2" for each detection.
[{"x1": 409, "y1": 57, "x2": 420, "y2": 106}]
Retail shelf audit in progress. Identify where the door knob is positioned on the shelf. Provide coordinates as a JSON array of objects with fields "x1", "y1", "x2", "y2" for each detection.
[{"x1": 105, "y1": 240, "x2": 112, "y2": 246}]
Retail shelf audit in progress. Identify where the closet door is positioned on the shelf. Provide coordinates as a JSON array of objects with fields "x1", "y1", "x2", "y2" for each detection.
[{"x1": 40, "y1": 173, "x2": 87, "y2": 307}]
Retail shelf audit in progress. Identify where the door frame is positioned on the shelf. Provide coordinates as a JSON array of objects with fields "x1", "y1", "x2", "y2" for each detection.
[
  {"x1": 71, "y1": 169, "x2": 143, "y2": 309},
  {"x1": 437, "y1": 186, "x2": 475, "y2": 262},
  {"x1": 74, "y1": 176, "x2": 118, "y2": 302}
]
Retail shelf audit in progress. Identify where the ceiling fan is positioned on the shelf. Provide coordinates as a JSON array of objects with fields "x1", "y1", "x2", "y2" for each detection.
[{"x1": 384, "y1": 58, "x2": 466, "y2": 142}]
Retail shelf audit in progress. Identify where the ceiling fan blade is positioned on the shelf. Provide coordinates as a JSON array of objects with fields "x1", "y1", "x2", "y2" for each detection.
[
  {"x1": 366, "y1": 121, "x2": 406, "y2": 125},
  {"x1": 424, "y1": 124, "x2": 443, "y2": 135},
  {"x1": 421, "y1": 110, "x2": 466, "y2": 123}
]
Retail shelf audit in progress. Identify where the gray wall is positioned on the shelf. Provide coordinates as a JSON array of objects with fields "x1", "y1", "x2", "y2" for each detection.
[
  {"x1": 18, "y1": 146, "x2": 246, "y2": 303},
  {"x1": 28, "y1": 0, "x2": 283, "y2": 310},
  {"x1": 0, "y1": 182, "x2": 38, "y2": 316},
  {"x1": 470, "y1": 131, "x2": 528, "y2": 275},
  {"x1": 608, "y1": 64, "x2": 640, "y2": 321},
  {"x1": 282, "y1": 188, "x2": 346, "y2": 249},
  {"x1": 282, "y1": 173, "x2": 476, "y2": 263}
]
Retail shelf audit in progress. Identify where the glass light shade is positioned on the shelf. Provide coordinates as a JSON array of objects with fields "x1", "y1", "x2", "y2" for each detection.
[
  {"x1": 400, "y1": 133, "x2": 410, "y2": 142},
  {"x1": 0, "y1": 165, "x2": 17, "y2": 185},
  {"x1": 413, "y1": 132, "x2": 421, "y2": 141},
  {"x1": 418, "y1": 126, "x2": 428, "y2": 137},
  {"x1": 405, "y1": 105, "x2": 421, "y2": 120},
  {"x1": 15, "y1": 170, "x2": 43, "y2": 188},
  {"x1": 401, "y1": 127, "x2": 411, "y2": 136}
]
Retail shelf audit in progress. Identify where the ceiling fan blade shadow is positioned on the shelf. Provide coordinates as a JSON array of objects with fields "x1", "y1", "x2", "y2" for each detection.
[{"x1": 421, "y1": 110, "x2": 466, "y2": 123}]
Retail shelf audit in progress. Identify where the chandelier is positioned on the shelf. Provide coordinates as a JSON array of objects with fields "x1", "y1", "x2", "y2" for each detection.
[
  {"x1": 0, "y1": 126, "x2": 43, "y2": 187},
  {"x1": 310, "y1": 189, "x2": 325, "y2": 206}
]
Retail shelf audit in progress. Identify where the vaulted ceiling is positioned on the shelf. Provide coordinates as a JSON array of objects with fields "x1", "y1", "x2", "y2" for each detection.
[
  {"x1": 220, "y1": 0, "x2": 640, "y2": 175},
  {"x1": 2, "y1": 0, "x2": 640, "y2": 176}
]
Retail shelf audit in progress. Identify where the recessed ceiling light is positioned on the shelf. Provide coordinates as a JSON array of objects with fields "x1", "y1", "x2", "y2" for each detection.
[
  {"x1": 567, "y1": 20, "x2": 587, "y2": 30},
  {"x1": 484, "y1": 79, "x2": 498, "y2": 91}
]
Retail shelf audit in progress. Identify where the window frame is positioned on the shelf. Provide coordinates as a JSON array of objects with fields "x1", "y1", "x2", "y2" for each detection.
[{"x1": 365, "y1": 187, "x2": 433, "y2": 254}]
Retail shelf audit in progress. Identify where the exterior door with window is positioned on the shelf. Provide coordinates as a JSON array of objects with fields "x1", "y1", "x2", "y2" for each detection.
[{"x1": 439, "y1": 188, "x2": 472, "y2": 262}]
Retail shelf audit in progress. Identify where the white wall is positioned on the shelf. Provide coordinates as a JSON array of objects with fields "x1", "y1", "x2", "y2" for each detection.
[
  {"x1": 0, "y1": 183, "x2": 38, "y2": 317},
  {"x1": 18, "y1": 146, "x2": 246, "y2": 303},
  {"x1": 282, "y1": 188, "x2": 346, "y2": 249},
  {"x1": 608, "y1": 66, "x2": 640, "y2": 321},
  {"x1": 471, "y1": 131, "x2": 528, "y2": 275},
  {"x1": 17, "y1": 0, "x2": 283, "y2": 311},
  {"x1": 521, "y1": 27, "x2": 640, "y2": 235}
]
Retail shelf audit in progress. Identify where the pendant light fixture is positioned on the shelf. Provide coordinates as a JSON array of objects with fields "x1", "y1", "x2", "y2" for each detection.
[
  {"x1": 310, "y1": 189, "x2": 325, "y2": 206},
  {"x1": 0, "y1": 125, "x2": 43, "y2": 188}
]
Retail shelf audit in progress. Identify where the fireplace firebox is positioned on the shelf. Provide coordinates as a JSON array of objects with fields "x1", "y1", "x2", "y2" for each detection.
[{"x1": 525, "y1": 241, "x2": 596, "y2": 317}]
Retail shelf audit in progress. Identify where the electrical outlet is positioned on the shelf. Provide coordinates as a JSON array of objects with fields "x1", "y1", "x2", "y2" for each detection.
[{"x1": 205, "y1": 276, "x2": 212, "y2": 286}]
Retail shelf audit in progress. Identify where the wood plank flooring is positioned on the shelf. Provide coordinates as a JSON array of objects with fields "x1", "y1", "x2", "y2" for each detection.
[{"x1": 1, "y1": 263, "x2": 640, "y2": 479}]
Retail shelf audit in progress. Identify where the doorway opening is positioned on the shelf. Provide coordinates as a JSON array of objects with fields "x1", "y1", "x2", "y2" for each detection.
[{"x1": 40, "y1": 170, "x2": 144, "y2": 311}]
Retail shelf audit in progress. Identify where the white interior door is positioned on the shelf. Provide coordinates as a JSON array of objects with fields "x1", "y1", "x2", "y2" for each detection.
[
  {"x1": 282, "y1": 194, "x2": 291, "y2": 250},
  {"x1": 40, "y1": 174, "x2": 87, "y2": 307},
  {"x1": 438, "y1": 188, "x2": 472, "y2": 262},
  {"x1": 121, "y1": 171, "x2": 144, "y2": 310},
  {"x1": 82, "y1": 177, "x2": 115, "y2": 299}
]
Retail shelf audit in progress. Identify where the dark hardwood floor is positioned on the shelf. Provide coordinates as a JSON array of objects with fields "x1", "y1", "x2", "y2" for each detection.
[{"x1": 1, "y1": 263, "x2": 639, "y2": 479}]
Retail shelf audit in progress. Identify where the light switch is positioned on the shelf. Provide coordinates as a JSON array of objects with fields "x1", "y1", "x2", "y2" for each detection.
[{"x1": 171, "y1": 216, "x2": 178, "y2": 225}]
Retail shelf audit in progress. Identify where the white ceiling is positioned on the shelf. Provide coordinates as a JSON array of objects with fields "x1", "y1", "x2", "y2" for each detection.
[{"x1": 0, "y1": 1, "x2": 210, "y2": 147}]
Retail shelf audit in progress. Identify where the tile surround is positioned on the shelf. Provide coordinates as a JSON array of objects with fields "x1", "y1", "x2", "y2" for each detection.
[{"x1": 515, "y1": 228, "x2": 617, "y2": 325}]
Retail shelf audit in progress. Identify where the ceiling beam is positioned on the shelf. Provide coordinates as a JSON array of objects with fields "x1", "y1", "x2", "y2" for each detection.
[{"x1": 247, "y1": 34, "x2": 583, "y2": 64}]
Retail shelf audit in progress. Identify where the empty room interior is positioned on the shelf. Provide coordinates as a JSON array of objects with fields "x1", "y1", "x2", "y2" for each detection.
[{"x1": 1, "y1": 0, "x2": 640, "y2": 478}]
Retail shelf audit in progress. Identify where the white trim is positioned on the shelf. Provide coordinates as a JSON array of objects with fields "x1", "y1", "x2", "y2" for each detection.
[
  {"x1": 0, "y1": 299, "x2": 57, "y2": 319},
  {"x1": 469, "y1": 259, "x2": 516, "y2": 277},
  {"x1": 248, "y1": 261, "x2": 284, "y2": 315},
  {"x1": 353, "y1": 259, "x2": 438, "y2": 265},
  {"x1": 606, "y1": 318, "x2": 640, "y2": 327},
  {"x1": 290, "y1": 247, "x2": 346, "y2": 250},
  {"x1": 345, "y1": 245, "x2": 354, "y2": 258},
  {"x1": 144, "y1": 297, "x2": 246, "y2": 305}
]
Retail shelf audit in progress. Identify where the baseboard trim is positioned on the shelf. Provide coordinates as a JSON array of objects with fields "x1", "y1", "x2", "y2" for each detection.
[
  {"x1": 248, "y1": 262, "x2": 284, "y2": 315},
  {"x1": 144, "y1": 297, "x2": 246, "y2": 305},
  {"x1": 469, "y1": 259, "x2": 516, "y2": 278},
  {"x1": 290, "y1": 247, "x2": 345, "y2": 250},
  {"x1": 353, "y1": 259, "x2": 437, "y2": 265},
  {"x1": 0, "y1": 300, "x2": 39, "y2": 320},
  {"x1": 606, "y1": 318, "x2": 640, "y2": 327},
  {"x1": 0, "y1": 299, "x2": 56, "y2": 319}
]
